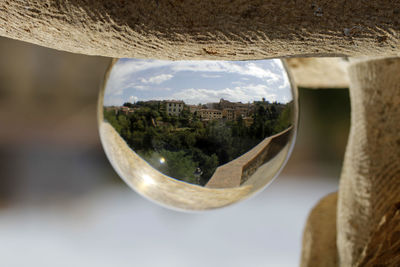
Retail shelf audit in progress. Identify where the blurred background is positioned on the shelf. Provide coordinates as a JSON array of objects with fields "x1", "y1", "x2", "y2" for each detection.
[{"x1": 0, "y1": 36, "x2": 349, "y2": 267}]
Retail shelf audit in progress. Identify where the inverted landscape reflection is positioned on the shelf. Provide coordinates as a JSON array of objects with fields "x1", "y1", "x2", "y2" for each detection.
[{"x1": 103, "y1": 59, "x2": 294, "y2": 189}]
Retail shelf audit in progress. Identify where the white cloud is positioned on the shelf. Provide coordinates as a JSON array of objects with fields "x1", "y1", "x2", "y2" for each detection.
[
  {"x1": 104, "y1": 60, "x2": 171, "y2": 97},
  {"x1": 169, "y1": 84, "x2": 279, "y2": 105},
  {"x1": 169, "y1": 61, "x2": 281, "y2": 83},
  {"x1": 128, "y1": 96, "x2": 138, "y2": 103},
  {"x1": 134, "y1": 85, "x2": 148, "y2": 91},
  {"x1": 231, "y1": 81, "x2": 244, "y2": 85},
  {"x1": 201, "y1": 74, "x2": 222, "y2": 78},
  {"x1": 113, "y1": 88, "x2": 123, "y2": 96},
  {"x1": 279, "y1": 75, "x2": 290, "y2": 90},
  {"x1": 103, "y1": 59, "x2": 291, "y2": 106},
  {"x1": 107, "y1": 59, "x2": 284, "y2": 95},
  {"x1": 103, "y1": 95, "x2": 125, "y2": 106},
  {"x1": 140, "y1": 74, "x2": 173, "y2": 84},
  {"x1": 111, "y1": 60, "x2": 171, "y2": 78}
]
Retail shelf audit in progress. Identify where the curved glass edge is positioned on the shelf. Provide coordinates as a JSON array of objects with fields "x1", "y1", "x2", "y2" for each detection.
[{"x1": 97, "y1": 58, "x2": 299, "y2": 212}]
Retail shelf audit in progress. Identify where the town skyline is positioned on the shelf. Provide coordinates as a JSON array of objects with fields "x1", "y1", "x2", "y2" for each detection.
[
  {"x1": 105, "y1": 97, "x2": 290, "y2": 125},
  {"x1": 103, "y1": 59, "x2": 293, "y2": 106}
]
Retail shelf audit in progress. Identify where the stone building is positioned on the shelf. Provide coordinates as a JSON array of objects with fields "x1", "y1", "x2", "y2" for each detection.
[
  {"x1": 222, "y1": 108, "x2": 235, "y2": 120},
  {"x1": 235, "y1": 107, "x2": 250, "y2": 118},
  {"x1": 219, "y1": 98, "x2": 252, "y2": 118},
  {"x1": 198, "y1": 109, "x2": 223, "y2": 121},
  {"x1": 219, "y1": 98, "x2": 236, "y2": 109},
  {"x1": 165, "y1": 100, "x2": 184, "y2": 116}
]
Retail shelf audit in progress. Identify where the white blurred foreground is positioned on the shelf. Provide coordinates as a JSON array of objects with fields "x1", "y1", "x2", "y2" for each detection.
[{"x1": 0, "y1": 175, "x2": 337, "y2": 267}]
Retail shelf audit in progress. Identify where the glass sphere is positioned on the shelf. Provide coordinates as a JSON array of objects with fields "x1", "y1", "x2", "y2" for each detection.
[{"x1": 99, "y1": 59, "x2": 298, "y2": 211}]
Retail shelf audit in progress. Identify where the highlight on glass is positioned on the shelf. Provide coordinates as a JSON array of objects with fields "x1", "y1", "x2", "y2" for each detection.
[{"x1": 98, "y1": 59, "x2": 298, "y2": 211}]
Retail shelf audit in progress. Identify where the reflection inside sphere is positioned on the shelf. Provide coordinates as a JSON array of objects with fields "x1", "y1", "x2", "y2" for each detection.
[{"x1": 100, "y1": 58, "x2": 297, "y2": 210}]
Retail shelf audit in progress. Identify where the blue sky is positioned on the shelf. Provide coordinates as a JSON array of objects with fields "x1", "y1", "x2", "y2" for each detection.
[{"x1": 104, "y1": 58, "x2": 293, "y2": 106}]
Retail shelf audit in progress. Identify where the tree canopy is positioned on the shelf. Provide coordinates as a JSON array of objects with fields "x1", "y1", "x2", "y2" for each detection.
[{"x1": 104, "y1": 100, "x2": 292, "y2": 185}]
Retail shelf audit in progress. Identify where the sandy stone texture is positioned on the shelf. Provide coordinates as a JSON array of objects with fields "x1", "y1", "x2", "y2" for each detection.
[
  {"x1": 338, "y1": 57, "x2": 400, "y2": 266},
  {"x1": 301, "y1": 193, "x2": 338, "y2": 267},
  {"x1": 286, "y1": 58, "x2": 350, "y2": 88},
  {"x1": 0, "y1": 1, "x2": 400, "y2": 59}
]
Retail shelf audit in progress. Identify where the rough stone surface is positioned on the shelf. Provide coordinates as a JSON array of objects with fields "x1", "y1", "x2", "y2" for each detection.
[
  {"x1": 356, "y1": 202, "x2": 400, "y2": 266},
  {"x1": 0, "y1": 1, "x2": 400, "y2": 59},
  {"x1": 286, "y1": 58, "x2": 350, "y2": 88},
  {"x1": 338, "y1": 58, "x2": 400, "y2": 266},
  {"x1": 301, "y1": 192, "x2": 338, "y2": 267}
]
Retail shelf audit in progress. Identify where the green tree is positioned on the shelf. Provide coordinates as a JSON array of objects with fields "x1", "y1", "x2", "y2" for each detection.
[
  {"x1": 191, "y1": 148, "x2": 219, "y2": 184},
  {"x1": 145, "y1": 150, "x2": 197, "y2": 184},
  {"x1": 273, "y1": 101, "x2": 293, "y2": 133}
]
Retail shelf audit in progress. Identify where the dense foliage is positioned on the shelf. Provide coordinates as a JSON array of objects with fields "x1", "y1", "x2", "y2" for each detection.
[{"x1": 104, "y1": 100, "x2": 293, "y2": 185}]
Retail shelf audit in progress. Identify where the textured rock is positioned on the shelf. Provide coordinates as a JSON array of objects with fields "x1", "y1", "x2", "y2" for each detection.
[
  {"x1": 0, "y1": 1, "x2": 400, "y2": 59},
  {"x1": 338, "y1": 57, "x2": 400, "y2": 266},
  {"x1": 356, "y1": 202, "x2": 400, "y2": 266},
  {"x1": 301, "y1": 192, "x2": 338, "y2": 267},
  {"x1": 286, "y1": 58, "x2": 350, "y2": 88}
]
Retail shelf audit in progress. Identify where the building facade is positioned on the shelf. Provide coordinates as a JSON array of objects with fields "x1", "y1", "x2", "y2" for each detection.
[
  {"x1": 222, "y1": 108, "x2": 235, "y2": 120},
  {"x1": 198, "y1": 109, "x2": 223, "y2": 121},
  {"x1": 165, "y1": 100, "x2": 184, "y2": 116}
]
